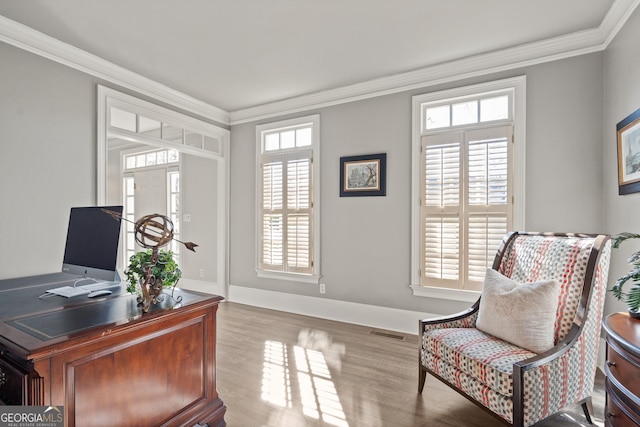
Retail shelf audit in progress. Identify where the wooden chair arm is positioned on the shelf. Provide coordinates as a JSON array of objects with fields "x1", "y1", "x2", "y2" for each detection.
[
  {"x1": 514, "y1": 324, "x2": 580, "y2": 372},
  {"x1": 419, "y1": 300, "x2": 480, "y2": 333}
]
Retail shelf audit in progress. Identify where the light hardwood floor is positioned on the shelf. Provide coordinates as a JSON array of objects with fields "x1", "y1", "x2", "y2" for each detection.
[{"x1": 216, "y1": 302, "x2": 605, "y2": 427}]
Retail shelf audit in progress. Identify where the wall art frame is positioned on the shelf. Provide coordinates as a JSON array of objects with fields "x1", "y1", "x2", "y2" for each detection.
[
  {"x1": 617, "y1": 107, "x2": 640, "y2": 195},
  {"x1": 340, "y1": 153, "x2": 386, "y2": 197}
]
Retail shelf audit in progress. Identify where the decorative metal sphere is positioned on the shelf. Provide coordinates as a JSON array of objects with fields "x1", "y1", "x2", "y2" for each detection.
[{"x1": 134, "y1": 214, "x2": 174, "y2": 249}]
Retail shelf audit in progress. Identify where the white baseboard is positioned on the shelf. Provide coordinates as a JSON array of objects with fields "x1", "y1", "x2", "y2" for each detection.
[
  {"x1": 178, "y1": 278, "x2": 221, "y2": 295},
  {"x1": 228, "y1": 284, "x2": 435, "y2": 335},
  {"x1": 185, "y1": 283, "x2": 609, "y2": 367}
]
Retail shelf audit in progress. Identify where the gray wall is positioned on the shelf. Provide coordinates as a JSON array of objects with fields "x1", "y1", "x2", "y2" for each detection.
[
  {"x1": 2, "y1": 14, "x2": 634, "y2": 318},
  {"x1": 230, "y1": 52, "x2": 606, "y2": 316},
  {"x1": 0, "y1": 41, "x2": 223, "y2": 281},
  {"x1": 603, "y1": 6, "x2": 640, "y2": 316},
  {"x1": 0, "y1": 42, "x2": 99, "y2": 278},
  {"x1": 181, "y1": 154, "x2": 218, "y2": 282}
]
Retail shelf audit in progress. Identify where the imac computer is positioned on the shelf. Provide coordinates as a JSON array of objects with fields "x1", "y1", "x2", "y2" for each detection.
[{"x1": 61, "y1": 205, "x2": 123, "y2": 284}]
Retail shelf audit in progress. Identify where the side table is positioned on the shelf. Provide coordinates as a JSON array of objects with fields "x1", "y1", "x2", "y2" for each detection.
[{"x1": 603, "y1": 312, "x2": 640, "y2": 426}]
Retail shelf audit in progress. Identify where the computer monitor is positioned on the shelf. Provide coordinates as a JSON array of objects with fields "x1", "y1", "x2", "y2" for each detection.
[{"x1": 61, "y1": 206, "x2": 123, "y2": 282}]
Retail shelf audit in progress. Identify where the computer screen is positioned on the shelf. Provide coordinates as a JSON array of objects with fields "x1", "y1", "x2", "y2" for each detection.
[{"x1": 61, "y1": 206, "x2": 123, "y2": 282}]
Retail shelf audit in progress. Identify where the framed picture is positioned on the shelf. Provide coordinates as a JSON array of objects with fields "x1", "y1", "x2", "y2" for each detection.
[
  {"x1": 617, "y1": 108, "x2": 640, "y2": 195},
  {"x1": 340, "y1": 153, "x2": 386, "y2": 197}
]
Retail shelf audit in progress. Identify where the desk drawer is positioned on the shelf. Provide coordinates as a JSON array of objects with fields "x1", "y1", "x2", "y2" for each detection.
[
  {"x1": 606, "y1": 376, "x2": 640, "y2": 427},
  {"x1": 607, "y1": 345, "x2": 640, "y2": 397},
  {"x1": 607, "y1": 393, "x2": 640, "y2": 427}
]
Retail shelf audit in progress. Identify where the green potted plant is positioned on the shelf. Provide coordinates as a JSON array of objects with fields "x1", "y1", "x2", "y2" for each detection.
[
  {"x1": 124, "y1": 249, "x2": 182, "y2": 295},
  {"x1": 612, "y1": 232, "x2": 640, "y2": 317}
]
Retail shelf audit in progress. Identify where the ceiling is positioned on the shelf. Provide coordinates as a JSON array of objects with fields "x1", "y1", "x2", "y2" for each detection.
[{"x1": 0, "y1": 0, "x2": 635, "y2": 118}]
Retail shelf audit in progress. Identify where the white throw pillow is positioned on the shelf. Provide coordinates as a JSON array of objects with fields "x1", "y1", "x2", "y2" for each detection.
[{"x1": 476, "y1": 268, "x2": 560, "y2": 354}]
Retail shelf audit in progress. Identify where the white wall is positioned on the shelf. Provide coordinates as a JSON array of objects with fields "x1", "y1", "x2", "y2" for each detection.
[{"x1": 603, "y1": 6, "x2": 640, "y2": 316}]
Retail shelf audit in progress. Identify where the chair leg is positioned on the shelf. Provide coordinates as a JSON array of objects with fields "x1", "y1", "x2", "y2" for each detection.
[
  {"x1": 581, "y1": 398, "x2": 594, "y2": 424},
  {"x1": 418, "y1": 365, "x2": 427, "y2": 394}
]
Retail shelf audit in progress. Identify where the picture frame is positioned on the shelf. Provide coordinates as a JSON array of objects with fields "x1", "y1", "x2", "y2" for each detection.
[
  {"x1": 617, "y1": 108, "x2": 640, "y2": 195},
  {"x1": 340, "y1": 153, "x2": 386, "y2": 197}
]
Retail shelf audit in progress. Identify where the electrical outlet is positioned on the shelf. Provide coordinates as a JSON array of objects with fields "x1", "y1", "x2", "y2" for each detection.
[
  {"x1": 200, "y1": 269, "x2": 205, "y2": 277},
  {"x1": 319, "y1": 283, "x2": 326, "y2": 294}
]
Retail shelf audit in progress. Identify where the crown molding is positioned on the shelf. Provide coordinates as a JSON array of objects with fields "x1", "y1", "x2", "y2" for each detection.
[
  {"x1": 0, "y1": 15, "x2": 230, "y2": 125},
  {"x1": 1, "y1": 0, "x2": 638, "y2": 127},
  {"x1": 229, "y1": 29, "x2": 603, "y2": 125},
  {"x1": 229, "y1": 0, "x2": 640, "y2": 125},
  {"x1": 601, "y1": 0, "x2": 640, "y2": 45}
]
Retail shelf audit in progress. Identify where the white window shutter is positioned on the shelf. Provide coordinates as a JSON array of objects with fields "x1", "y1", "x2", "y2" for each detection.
[
  {"x1": 466, "y1": 133, "x2": 510, "y2": 287},
  {"x1": 424, "y1": 142, "x2": 460, "y2": 207},
  {"x1": 468, "y1": 137, "x2": 508, "y2": 206},
  {"x1": 262, "y1": 161, "x2": 284, "y2": 270},
  {"x1": 261, "y1": 153, "x2": 313, "y2": 274},
  {"x1": 421, "y1": 126, "x2": 512, "y2": 290},
  {"x1": 424, "y1": 215, "x2": 460, "y2": 281},
  {"x1": 467, "y1": 214, "x2": 507, "y2": 283},
  {"x1": 286, "y1": 158, "x2": 312, "y2": 273}
]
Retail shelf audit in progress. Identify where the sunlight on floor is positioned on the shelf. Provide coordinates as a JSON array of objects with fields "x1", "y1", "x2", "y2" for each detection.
[
  {"x1": 261, "y1": 339, "x2": 349, "y2": 426},
  {"x1": 261, "y1": 340, "x2": 292, "y2": 408}
]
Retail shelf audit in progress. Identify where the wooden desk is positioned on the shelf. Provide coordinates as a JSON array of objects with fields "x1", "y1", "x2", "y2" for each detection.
[
  {"x1": 602, "y1": 312, "x2": 640, "y2": 427},
  {"x1": 0, "y1": 273, "x2": 226, "y2": 427}
]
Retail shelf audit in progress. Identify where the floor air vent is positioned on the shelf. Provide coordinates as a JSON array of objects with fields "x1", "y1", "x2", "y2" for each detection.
[{"x1": 368, "y1": 330, "x2": 405, "y2": 341}]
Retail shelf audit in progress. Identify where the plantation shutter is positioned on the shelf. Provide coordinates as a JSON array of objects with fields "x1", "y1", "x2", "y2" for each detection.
[
  {"x1": 286, "y1": 157, "x2": 312, "y2": 273},
  {"x1": 422, "y1": 133, "x2": 461, "y2": 285},
  {"x1": 261, "y1": 150, "x2": 313, "y2": 274},
  {"x1": 421, "y1": 126, "x2": 512, "y2": 290},
  {"x1": 262, "y1": 160, "x2": 284, "y2": 270},
  {"x1": 466, "y1": 128, "x2": 510, "y2": 284}
]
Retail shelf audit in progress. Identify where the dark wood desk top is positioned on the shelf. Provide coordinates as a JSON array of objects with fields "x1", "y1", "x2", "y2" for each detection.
[{"x1": 0, "y1": 273, "x2": 223, "y2": 360}]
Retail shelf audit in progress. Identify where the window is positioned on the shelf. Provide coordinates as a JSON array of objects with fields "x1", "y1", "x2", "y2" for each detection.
[
  {"x1": 123, "y1": 175, "x2": 135, "y2": 264},
  {"x1": 109, "y1": 107, "x2": 223, "y2": 156},
  {"x1": 256, "y1": 115, "x2": 321, "y2": 283},
  {"x1": 121, "y1": 148, "x2": 181, "y2": 267},
  {"x1": 167, "y1": 170, "x2": 181, "y2": 257},
  {"x1": 123, "y1": 148, "x2": 180, "y2": 170},
  {"x1": 422, "y1": 126, "x2": 512, "y2": 289},
  {"x1": 411, "y1": 77, "x2": 525, "y2": 301}
]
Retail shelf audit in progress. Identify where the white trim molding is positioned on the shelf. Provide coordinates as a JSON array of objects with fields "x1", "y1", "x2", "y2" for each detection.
[
  {"x1": 229, "y1": 285, "x2": 435, "y2": 335},
  {"x1": 178, "y1": 278, "x2": 222, "y2": 296},
  {"x1": 0, "y1": 15, "x2": 229, "y2": 125},
  {"x1": 409, "y1": 285, "x2": 480, "y2": 303},
  {"x1": 1, "y1": 0, "x2": 638, "y2": 126},
  {"x1": 228, "y1": 0, "x2": 640, "y2": 124},
  {"x1": 255, "y1": 269, "x2": 322, "y2": 285}
]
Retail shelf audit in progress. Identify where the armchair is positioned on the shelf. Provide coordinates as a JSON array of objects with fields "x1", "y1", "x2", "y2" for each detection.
[{"x1": 418, "y1": 232, "x2": 611, "y2": 427}]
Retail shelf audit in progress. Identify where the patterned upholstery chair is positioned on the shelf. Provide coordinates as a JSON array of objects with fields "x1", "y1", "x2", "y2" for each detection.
[{"x1": 418, "y1": 232, "x2": 611, "y2": 427}]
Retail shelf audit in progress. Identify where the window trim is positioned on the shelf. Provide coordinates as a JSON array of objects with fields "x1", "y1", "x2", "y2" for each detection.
[
  {"x1": 410, "y1": 76, "x2": 526, "y2": 301},
  {"x1": 255, "y1": 114, "x2": 321, "y2": 284}
]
